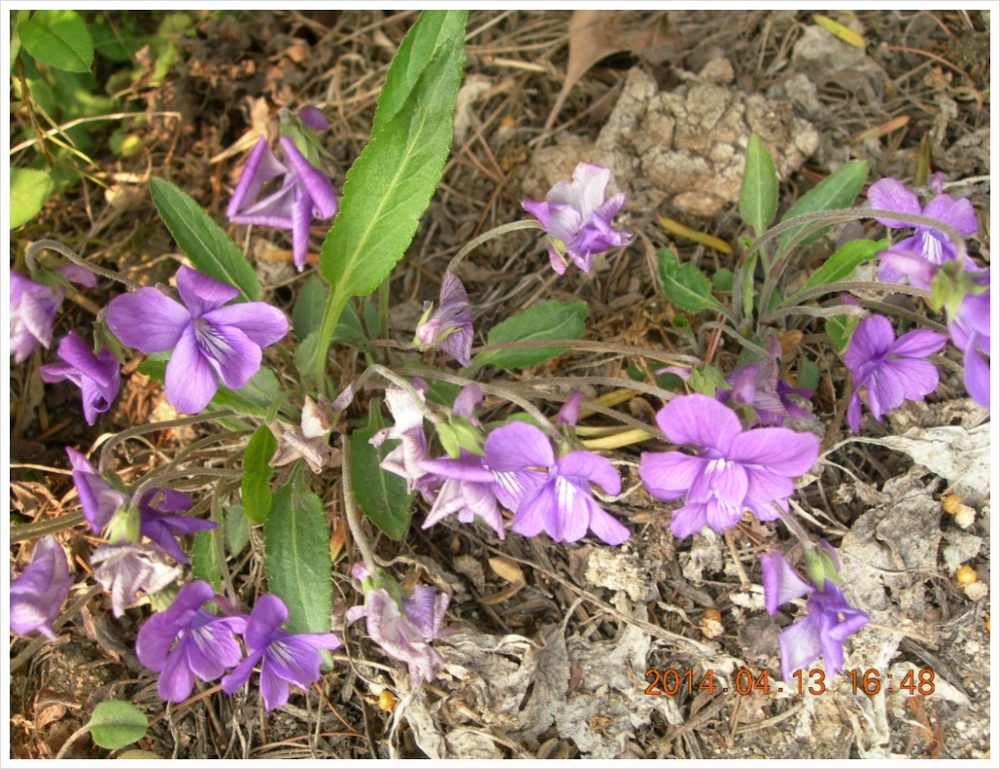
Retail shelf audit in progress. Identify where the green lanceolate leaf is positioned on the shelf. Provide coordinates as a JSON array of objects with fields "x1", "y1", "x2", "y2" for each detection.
[
  {"x1": 348, "y1": 405, "x2": 414, "y2": 539},
  {"x1": 10, "y1": 168, "x2": 53, "y2": 229},
  {"x1": 292, "y1": 275, "x2": 328, "y2": 339},
  {"x1": 469, "y1": 298, "x2": 588, "y2": 370},
  {"x1": 372, "y1": 10, "x2": 469, "y2": 133},
  {"x1": 225, "y1": 503, "x2": 250, "y2": 556},
  {"x1": 314, "y1": 34, "x2": 465, "y2": 372},
  {"x1": 778, "y1": 160, "x2": 869, "y2": 250},
  {"x1": 85, "y1": 700, "x2": 148, "y2": 750},
  {"x1": 739, "y1": 134, "x2": 778, "y2": 238},
  {"x1": 19, "y1": 10, "x2": 94, "y2": 72},
  {"x1": 657, "y1": 248, "x2": 727, "y2": 314},
  {"x1": 825, "y1": 314, "x2": 861, "y2": 352},
  {"x1": 149, "y1": 177, "x2": 262, "y2": 301},
  {"x1": 264, "y1": 468, "x2": 332, "y2": 634},
  {"x1": 242, "y1": 425, "x2": 277, "y2": 524},
  {"x1": 191, "y1": 528, "x2": 223, "y2": 593},
  {"x1": 792, "y1": 238, "x2": 888, "y2": 298}
]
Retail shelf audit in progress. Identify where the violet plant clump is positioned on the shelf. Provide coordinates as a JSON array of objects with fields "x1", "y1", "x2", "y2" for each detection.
[{"x1": 10, "y1": 12, "x2": 992, "y2": 735}]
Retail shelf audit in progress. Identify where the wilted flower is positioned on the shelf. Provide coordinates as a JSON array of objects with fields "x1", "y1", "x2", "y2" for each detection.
[
  {"x1": 760, "y1": 549, "x2": 869, "y2": 680},
  {"x1": 66, "y1": 447, "x2": 129, "y2": 533},
  {"x1": 414, "y1": 271, "x2": 473, "y2": 366},
  {"x1": 370, "y1": 384, "x2": 433, "y2": 496},
  {"x1": 843, "y1": 314, "x2": 947, "y2": 433},
  {"x1": 521, "y1": 162, "x2": 631, "y2": 274},
  {"x1": 39, "y1": 331, "x2": 120, "y2": 425},
  {"x1": 9, "y1": 266, "x2": 95, "y2": 364},
  {"x1": 639, "y1": 394, "x2": 819, "y2": 538},
  {"x1": 269, "y1": 396, "x2": 335, "y2": 474},
  {"x1": 483, "y1": 421, "x2": 628, "y2": 545},
  {"x1": 136, "y1": 581, "x2": 247, "y2": 703},
  {"x1": 10, "y1": 536, "x2": 74, "y2": 641},
  {"x1": 722, "y1": 336, "x2": 812, "y2": 427},
  {"x1": 867, "y1": 176, "x2": 977, "y2": 284},
  {"x1": 106, "y1": 266, "x2": 289, "y2": 414},
  {"x1": 221, "y1": 594, "x2": 340, "y2": 711},
  {"x1": 227, "y1": 132, "x2": 338, "y2": 271},
  {"x1": 91, "y1": 542, "x2": 180, "y2": 618},
  {"x1": 347, "y1": 581, "x2": 451, "y2": 686}
]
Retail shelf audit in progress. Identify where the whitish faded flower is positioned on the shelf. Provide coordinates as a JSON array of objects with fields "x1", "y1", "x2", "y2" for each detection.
[
  {"x1": 521, "y1": 162, "x2": 631, "y2": 274},
  {"x1": 91, "y1": 542, "x2": 180, "y2": 617}
]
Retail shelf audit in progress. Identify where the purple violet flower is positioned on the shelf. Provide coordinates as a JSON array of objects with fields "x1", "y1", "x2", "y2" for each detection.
[
  {"x1": 760, "y1": 549, "x2": 869, "y2": 680},
  {"x1": 414, "y1": 271, "x2": 474, "y2": 366},
  {"x1": 948, "y1": 281, "x2": 991, "y2": 409},
  {"x1": 91, "y1": 542, "x2": 180, "y2": 618},
  {"x1": 867, "y1": 177, "x2": 977, "y2": 284},
  {"x1": 106, "y1": 266, "x2": 289, "y2": 414},
  {"x1": 9, "y1": 266, "x2": 95, "y2": 364},
  {"x1": 66, "y1": 447, "x2": 129, "y2": 533},
  {"x1": 521, "y1": 162, "x2": 631, "y2": 275},
  {"x1": 136, "y1": 580, "x2": 248, "y2": 703},
  {"x1": 639, "y1": 394, "x2": 819, "y2": 539},
  {"x1": 483, "y1": 421, "x2": 628, "y2": 545},
  {"x1": 10, "y1": 536, "x2": 74, "y2": 641},
  {"x1": 347, "y1": 584, "x2": 450, "y2": 686},
  {"x1": 39, "y1": 331, "x2": 121, "y2": 425},
  {"x1": 227, "y1": 136, "x2": 338, "y2": 271},
  {"x1": 137, "y1": 489, "x2": 217, "y2": 565},
  {"x1": 843, "y1": 314, "x2": 947, "y2": 433},
  {"x1": 221, "y1": 594, "x2": 340, "y2": 711}
]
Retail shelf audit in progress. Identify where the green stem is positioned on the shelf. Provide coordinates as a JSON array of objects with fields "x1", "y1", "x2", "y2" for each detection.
[
  {"x1": 447, "y1": 219, "x2": 542, "y2": 273},
  {"x1": 340, "y1": 433, "x2": 379, "y2": 576}
]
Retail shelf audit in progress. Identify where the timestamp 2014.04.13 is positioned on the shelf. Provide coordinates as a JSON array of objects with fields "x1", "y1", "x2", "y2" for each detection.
[{"x1": 644, "y1": 667, "x2": 936, "y2": 697}]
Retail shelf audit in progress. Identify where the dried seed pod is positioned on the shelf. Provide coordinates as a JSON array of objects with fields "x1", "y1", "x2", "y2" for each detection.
[{"x1": 488, "y1": 556, "x2": 524, "y2": 585}]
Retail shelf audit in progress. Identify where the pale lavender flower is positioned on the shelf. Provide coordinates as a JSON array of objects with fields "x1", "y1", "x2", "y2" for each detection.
[
  {"x1": 227, "y1": 136, "x2": 338, "y2": 271},
  {"x1": 221, "y1": 594, "x2": 340, "y2": 711},
  {"x1": 722, "y1": 336, "x2": 812, "y2": 427},
  {"x1": 844, "y1": 314, "x2": 947, "y2": 432},
  {"x1": 138, "y1": 489, "x2": 217, "y2": 565},
  {"x1": 522, "y1": 162, "x2": 631, "y2": 275},
  {"x1": 91, "y1": 542, "x2": 180, "y2": 618},
  {"x1": 136, "y1": 581, "x2": 247, "y2": 703},
  {"x1": 419, "y1": 451, "x2": 506, "y2": 539},
  {"x1": 867, "y1": 177, "x2": 977, "y2": 284},
  {"x1": 414, "y1": 271, "x2": 473, "y2": 366},
  {"x1": 9, "y1": 267, "x2": 95, "y2": 363},
  {"x1": 10, "y1": 536, "x2": 73, "y2": 641},
  {"x1": 760, "y1": 549, "x2": 813, "y2": 616},
  {"x1": 347, "y1": 585, "x2": 450, "y2": 686},
  {"x1": 639, "y1": 394, "x2": 819, "y2": 538},
  {"x1": 39, "y1": 331, "x2": 121, "y2": 425},
  {"x1": 66, "y1": 447, "x2": 129, "y2": 533},
  {"x1": 106, "y1": 266, "x2": 289, "y2": 414},
  {"x1": 483, "y1": 421, "x2": 628, "y2": 545}
]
